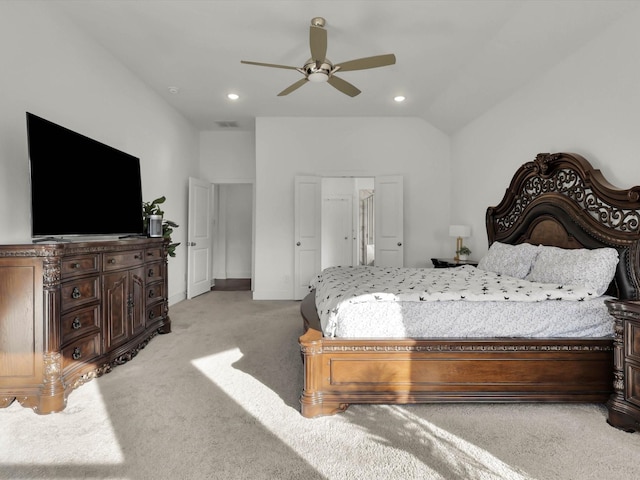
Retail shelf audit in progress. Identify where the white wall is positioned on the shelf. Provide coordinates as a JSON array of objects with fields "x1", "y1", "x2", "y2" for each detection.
[
  {"x1": 199, "y1": 130, "x2": 256, "y2": 182},
  {"x1": 254, "y1": 117, "x2": 450, "y2": 300},
  {"x1": 0, "y1": 2, "x2": 199, "y2": 304},
  {"x1": 451, "y1": 7, "x2": 640, "y2": 260}
]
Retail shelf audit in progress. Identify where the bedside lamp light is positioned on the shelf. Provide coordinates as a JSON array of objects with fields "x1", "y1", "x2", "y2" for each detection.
[{"x1": 449, "y1": 225, "x2": 471, "y2": 261}]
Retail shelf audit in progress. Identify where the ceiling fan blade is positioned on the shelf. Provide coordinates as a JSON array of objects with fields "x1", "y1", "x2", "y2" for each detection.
[
  {"x1": 334, "y1": 54, "x2": 396, "y2": 72},
  {"x1": 309, "y1": 25, "x2": 327, "y2": 62},
  {"x1": 277, "y1": 78, "x2": 308, "y2": 96},
  {"x1": 327, "y1": 75, "x2": 361, "y2": 97},
  {"x1": 241, "y1": 60, "x2": 299, "y2": 70}
]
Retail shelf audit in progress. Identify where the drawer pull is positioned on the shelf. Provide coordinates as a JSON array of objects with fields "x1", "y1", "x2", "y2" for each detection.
[
  {"x1": 147, "y1": 251, "x2": 155, "y2": 257},
  {"x1": 148, "y1": 268, "x2": 155, "y2": 277},
  {"x1": 72, "y1": 262, "x2": 80, "y2": 269},
  {"x1": 148, "y1": 310, "x2": 155, "y2": 320},
  {"x1": 72, "y1": 347, "x2": 82, "y2": 360},
  {"x1": 148, "y1": 289, "x2": 155, "y2": 298},
  {"x1": 72, "y1": 317, "x2": 82, "y2": 330},
  {"x1": 71, "y1": 287, "x2": 81, "y2": 299},
  {"x1": 134, "y1": 254, "x2": 141, "y2": 259},
  {"x1": 108, "y1": 258, "x2": 116, "y2": 264}
]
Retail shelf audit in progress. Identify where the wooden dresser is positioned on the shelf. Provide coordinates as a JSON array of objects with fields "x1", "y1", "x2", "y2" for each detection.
[
  {"x1": 0, "y1": 237, "x2": 170, "y2": 414},
  {"x1": 606, "y1": 299, "x2": 640, "y2": 432}
]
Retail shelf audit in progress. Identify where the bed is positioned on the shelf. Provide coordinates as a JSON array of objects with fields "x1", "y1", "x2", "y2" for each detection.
[{"x1": 299, "y1": 152, "x2": 640, "y2": 418}]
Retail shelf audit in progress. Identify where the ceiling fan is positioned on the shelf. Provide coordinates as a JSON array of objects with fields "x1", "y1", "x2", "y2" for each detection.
[{"x1": 241, "y1": 17, "x2": 396, "y2": 97}]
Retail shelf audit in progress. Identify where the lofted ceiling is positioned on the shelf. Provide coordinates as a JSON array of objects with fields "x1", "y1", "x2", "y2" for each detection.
[{"x1": 52, "y1": 0, "x2": 637, "y2": 134}]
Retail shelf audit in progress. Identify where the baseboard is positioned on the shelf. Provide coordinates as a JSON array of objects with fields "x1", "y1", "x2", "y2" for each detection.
[
  {"x1": 169, "y1": 291, "x2": 187, "y2": 306},
  {"x1": 225, "y1": 271, "x2": 251, "y2": 279}
]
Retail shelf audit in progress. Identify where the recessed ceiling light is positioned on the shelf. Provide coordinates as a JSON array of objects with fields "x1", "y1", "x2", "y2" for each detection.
[
  {"x1": 168, "y1": 86, "x2": 180, "y2": 94},
  {"x1": 227, "y1": 93, "x2": 239, "y2": 100},
  {"x1": 394, "y1": 95, "x2": 406, "y2": 103}
]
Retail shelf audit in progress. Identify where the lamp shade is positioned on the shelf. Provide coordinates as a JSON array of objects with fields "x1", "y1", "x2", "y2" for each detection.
[{"x1": 449, "y1": 225, "x2": 471, "y2": 238}]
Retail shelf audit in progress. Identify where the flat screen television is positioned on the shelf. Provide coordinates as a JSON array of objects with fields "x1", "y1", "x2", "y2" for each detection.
[{"x1": 27, "y1": 112, "x2": 145, "y2": 239}]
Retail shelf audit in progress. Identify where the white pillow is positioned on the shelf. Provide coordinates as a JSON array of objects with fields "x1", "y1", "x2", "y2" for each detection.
[
  {"x1": 476, "y1": 242, "x2": 540, "y2": 279},
  {"x1": 525, "y1": 246, "x2": 619, "y2": 296}
]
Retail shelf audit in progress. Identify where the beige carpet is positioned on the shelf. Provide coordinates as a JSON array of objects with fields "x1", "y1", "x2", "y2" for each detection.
[{"x1": 2, "y1": 290, "x2": 640, "y2": 480}]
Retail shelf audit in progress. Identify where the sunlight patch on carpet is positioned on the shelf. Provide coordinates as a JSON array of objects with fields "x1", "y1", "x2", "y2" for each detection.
[
  {"x1": 384, "y1": 405, "x2": 533, "y2": 479},
  {"x1": 192, "y1": 348, "x2": 533, "y2": 480},
  {"x1": 0, "y1": 381, "x2": 125, "y2": 465}
]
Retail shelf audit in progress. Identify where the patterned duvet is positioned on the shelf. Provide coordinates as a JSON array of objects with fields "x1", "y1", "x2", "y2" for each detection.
[{"x1": 310, "y1": 265, "x2": 615, "y2": 338}]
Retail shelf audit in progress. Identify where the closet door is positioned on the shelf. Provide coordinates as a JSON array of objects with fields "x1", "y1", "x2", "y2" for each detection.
[
  {"x1": 374, "y1": 175, "x2": 404, "y2": 267},
  {"x1": 321, "y1": 195, "x2": 353, "y2": 269},
  {"x1": 294, "y1": 176, "x2": 321, "y2": 300}
]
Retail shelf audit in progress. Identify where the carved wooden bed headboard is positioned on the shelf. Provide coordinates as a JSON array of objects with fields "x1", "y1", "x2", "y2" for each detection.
[{"x1": 486, "y1": 152, "x2": 640, "y2": 300}]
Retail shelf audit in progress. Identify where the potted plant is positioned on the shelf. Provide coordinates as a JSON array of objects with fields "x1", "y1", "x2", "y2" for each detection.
[
  {"x1": 457, "y1": 245, "x2": 472, "y2": 261},
  {"x1": 142, "y1": 196, "x2": 180, "y2": 257}
]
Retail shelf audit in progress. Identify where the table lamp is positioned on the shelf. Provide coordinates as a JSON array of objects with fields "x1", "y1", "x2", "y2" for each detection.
[{"x1": 449, "y1": 225, "x2": 471, "y2": 261}]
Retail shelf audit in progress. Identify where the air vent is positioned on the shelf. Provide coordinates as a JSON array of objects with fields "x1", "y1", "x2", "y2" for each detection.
[{"x1": 215, "y1": 121, "x2": 239, "y2": 128}]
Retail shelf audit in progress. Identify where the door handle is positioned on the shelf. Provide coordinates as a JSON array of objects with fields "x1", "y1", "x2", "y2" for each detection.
[
  {"x1": 397, "y1": 242, "x2": 403, "y2": 246},
  {"x1": 188, "y1": 241, "x2": 197, "y2": 247},
  {"x1": 296, "y1": 242, "x2": 301, "y2": 246}
]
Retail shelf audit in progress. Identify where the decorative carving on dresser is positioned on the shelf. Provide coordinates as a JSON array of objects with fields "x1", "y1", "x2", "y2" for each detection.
[
  {"x1": 605, "y1": 299, "x2": 640, "y2": 432},
  {"x1": 0, "y1": 237, "x2": 170, "y2": 414}
]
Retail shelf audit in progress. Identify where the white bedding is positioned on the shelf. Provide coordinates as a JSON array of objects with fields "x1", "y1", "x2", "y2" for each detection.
[{"x1": 310, "y1": 265, "x2": 615, "y2": 338}]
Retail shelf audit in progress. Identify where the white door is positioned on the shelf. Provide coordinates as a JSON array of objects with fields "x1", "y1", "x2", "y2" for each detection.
[
  {"x1": 321, "y1": 195, "x2": 353, "y2": 269},
  {"x1": 374, "y1": 175, "x2": 404, "y2": 267},
  {"x1": 187, "y1": 177, "x2": 212, "y2": 299},
  {"x1": 294, "y1": 176, "x2": 321, "y2": 300}
]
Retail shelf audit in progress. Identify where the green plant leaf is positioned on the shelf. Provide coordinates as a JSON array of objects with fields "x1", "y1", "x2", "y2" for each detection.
[{"x1": 142, "y1": 196, "x2": 179, "y2": 257}]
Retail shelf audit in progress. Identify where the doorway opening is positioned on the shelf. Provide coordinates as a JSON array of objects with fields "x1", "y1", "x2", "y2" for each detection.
[
  {"x1": 321, "y1": 177, "x2": 374, "y2": 270},
  {"x1": 212, "y1": 183, "x2": 253, "y2": 291},
  {"x1": 360, "y1": 188, "x2": 375, "y2": 266}
]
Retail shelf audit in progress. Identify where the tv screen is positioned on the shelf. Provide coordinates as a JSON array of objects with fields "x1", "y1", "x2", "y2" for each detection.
[{"x1": 27, "y1": 112, "x2": 145, "y2": 239}]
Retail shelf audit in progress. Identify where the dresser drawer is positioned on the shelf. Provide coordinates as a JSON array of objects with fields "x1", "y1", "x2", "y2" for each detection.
[
  {"x1": 103, "y1": 250, "x2": 144, "y2": 272},
  {"x1": 61, "y1": 305, "x2": 100, "y2": 344},
  {"x1": 61, "y1": 276, "x2": 100, "y2": 312},
  {"x1": 147, "y1": 303, "x2": 164, "y2": 323},
  {"x1": 145, "y1": 262, "x2": 164, "y2": 285},
  {"x1": 625, "y1": 362, "x2": 640, "y2": 408},
  {"x1": 145, "y1": 247, "x2": 163, "y2": 262},
  {"x1": 626, "y1": 321, "x2": 640, "y2": 363},
  {"x1": 61, "y1": 254, "x2": 100, "y2": 279},
  {"x1": 61, "y1": 332, "x2": 101, "y2": 370},
  {"x1": 146, "y1": 282, "x2": 165, "y2": 306}
]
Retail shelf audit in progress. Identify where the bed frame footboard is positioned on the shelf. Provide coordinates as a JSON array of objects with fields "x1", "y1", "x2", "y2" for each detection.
[
  {"x1": 299, "y1": 293, "x2": 613, "y2": 418},
  {"x1": 299, "y1": 328, "x2": 613, "y2": 418}
]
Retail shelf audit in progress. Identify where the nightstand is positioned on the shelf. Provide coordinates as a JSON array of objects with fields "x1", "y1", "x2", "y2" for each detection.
[
  {"x1": 431, "y1": 258, "x2": 478, "y2": 268},
  {"x1": 606, "y1": 299, "x2": 640, "y2": 432}
]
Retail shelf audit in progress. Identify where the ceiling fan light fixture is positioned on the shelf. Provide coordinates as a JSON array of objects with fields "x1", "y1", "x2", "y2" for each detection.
[
  {"x1": 303, "y1": 59, "x2": 332, "y2": 82},
  {"x1": 308, "y1": 72, "x2": 328, "y2": 83}
]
